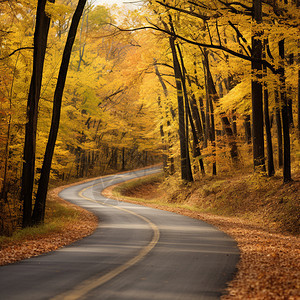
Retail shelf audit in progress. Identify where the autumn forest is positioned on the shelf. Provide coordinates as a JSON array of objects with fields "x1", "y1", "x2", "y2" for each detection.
[{"x1": 0, "y1": 0, "x2": 299, "y2": 235}]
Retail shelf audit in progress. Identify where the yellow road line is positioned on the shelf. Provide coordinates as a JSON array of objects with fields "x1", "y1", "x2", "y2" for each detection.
[{"x1": 52, "y1": 182, "x2": 160, "y2": 300}]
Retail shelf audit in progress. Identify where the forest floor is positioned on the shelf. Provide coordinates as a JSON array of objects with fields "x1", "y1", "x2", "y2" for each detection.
[
  {"x1": 0, "y1": 182, "x2": 98, "y2": 266},
  {"x1": 103, "y1": 170, "x2": 300, "y2": 299}
]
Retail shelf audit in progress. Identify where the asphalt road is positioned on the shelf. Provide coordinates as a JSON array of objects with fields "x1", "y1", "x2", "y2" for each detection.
[{"x1": 0, "y1": 166, "x2": 239, "y2": 300}]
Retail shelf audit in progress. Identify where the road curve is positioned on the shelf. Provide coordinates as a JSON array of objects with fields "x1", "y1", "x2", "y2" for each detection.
[{"x1": 0, "y1": 166, "x2": 239, "y2": 300}]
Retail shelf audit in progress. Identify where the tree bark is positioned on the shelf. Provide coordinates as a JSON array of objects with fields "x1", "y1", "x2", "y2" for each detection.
[
  {"x1": 298, "y1": 68, "x2": 300, "y2": 139},
  {"x1": 244, "y1": 115, "x2": 252, "y2": 144},
  {"x1": 198, "y1": 96, "x2": 206, "y2": 141},
  {"x1": 32, "y1": 0, "x2": 87, "y2": 224},
  {"x1": 169, "y1": 36, "x2": 193, "y2": 182},
  {"x1": 275, "y1": 89, "x2": 283, "y2": 167},
  {"x1": 21, "y1": 0, "x2": 53, "y2": 228},
  {"x1": 190, "y1": 95, "x2": 205, "y2": 174},
  {"x1": 177, "y1": 43, "x2": 204, "y2": 176},
  {"x1": 122, "y1": 147, "x2": 126, "y2": 171},
  {"x1": 203, "y1": 51, "x2": 239, "y2": 163},
  {"x1": 278, "y1": 39, "x2": 292, "y2": 183},
  {"x1": 190, "y1": 95, "x2": 204, "y2": 141},
  {"x1": 264, "y1": 78, "x2": 275, "y2": 176},
  {"x1": 209, "y1": 96, "x2": 217, "y2": 175},
  {"x1": 203, "y1": 49, "x2": 217, "y2": 175},
  {"x1": 298, "y1": 39, "x2": 300, "y2": 139},
  {"x1": 154, "y1": 63, "x2": 171, "y2": 174},
  {"x1": 263, "y1": 40, "x2": 275, "y2": 177},
  {"x1": 232, "y1": 110, "x2": 237, "y2": 136},
  {"x1": 251, "y1": 0, "x2": 265, "y2": 172},
  {"x1": 297, "y1": 0, "x2": 300, "y2": 138}
]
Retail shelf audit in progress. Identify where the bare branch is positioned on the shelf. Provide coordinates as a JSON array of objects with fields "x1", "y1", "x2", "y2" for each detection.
[
  {"x1": 215, "y1": 19, "x2": 222, "y2": 46},
  {"x1": 217, "y1": 0, "x2": 252, "y2": 15},
  {"x1": 205, "y1": 21, "x2": 213, "y2": 45},
  {"x1": 155, "y1": 0, "x2": 212, "y2": 21},
  {"x1": 0, "y1": 47, "x2": 34, "y2": 60},
  {"x1": 98, "y1": 88, "x2": 126, "y2": 106},
  {"x1": 228, "y1": 21, "x2": 251, "y2": 56},
  {"x1": 152, "y1": 62, "x2": 174, "y2": 69},
  {"x1": 188, "y1": 1, "x2": 215, "y2": 11},
  {"x1": 111, "y1": 24, "x2": 279, "y2": 74}
]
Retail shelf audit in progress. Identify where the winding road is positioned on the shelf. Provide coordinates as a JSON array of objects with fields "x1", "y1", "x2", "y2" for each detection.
[{"x1": 0, "y1": 166, "x2": 239, "y2": 300}]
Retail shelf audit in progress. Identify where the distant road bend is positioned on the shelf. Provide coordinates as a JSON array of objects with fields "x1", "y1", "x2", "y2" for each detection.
[{"x1": 0, "y1": 166, "x2": 239, "y2": 300}]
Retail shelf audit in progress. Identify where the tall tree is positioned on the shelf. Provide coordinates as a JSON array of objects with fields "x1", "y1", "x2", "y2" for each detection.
[
  {"x1": 275, "y1": 89, "x2": 284, "y2": 167},
  {"x1": 203, "y1": 51, "x2": 239, "y2": 164},
  {"x1": 251, "y1": 0, "x2": 265, "y2": 172},
  {"x1": 203, "y1": 49, "x2": 217, "y2": 175},
  {"x1": 169, "y1": 35, "x2": 193, "y2": 182},
  {"x1": 298, "y1": 42, "x2": 300, "y2": 139},
  {"x1": 263, "y1": 39, "x2": 275, "y2": 177},
  {"x1": 278, "y1": 39, "x2": 292, "y2": 182},
  {"x1": 297, "y1": 0, "x2": 300, "y2": 139},
  {"x1": 21, "y1": 0, "x2": 53, "y2": 228},
  {"x1": 32, "y1": 0, "x2": 87, "y2": 224},
  {"x1": 176, "y1": 43, "x2": 205, "y2": 176}
]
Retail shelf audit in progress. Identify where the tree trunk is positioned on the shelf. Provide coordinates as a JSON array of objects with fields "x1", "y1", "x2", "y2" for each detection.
[
  {"x1": 244, "y1": 115, "x2": 252, "y2": 144},
  {"x1": 77, "y1": 8, "x2": 87, "y2": 71},
  {"x1": 154, "y1": 64, "x2": 171, "y2": 174},
  {"x1": 186, "y1": 71, "x2": 204, "y2": 143},
  {"x1": 297, "y1": 0, "x2": 300, "y2": 138},
  {"x1": 202, "y1": 50, "x2": 239, "y2": 162},
  {"x1": 177, "y1": 43, "x2": 203, "y2": 177},
  {"x1": 203, "y1": 50, "x2": 217, "y2": 175},
  {"x1": 112, "y1": 147, "x2": 118, "y2": 170},
  {"x1": 264, "y1": 79, "x2": 275, "y2": 176},
  {"x1": 251, "y1": 0, "x2": 265, "y2": 172},
  {"x1": 169, "y1": 36, "x2": 193, "y2": 182},
  {"x1": 298, "y1": 39, "x2": 300, "y2": 139},
  {"x1": 298, "y1": 67, "x2": 300, "y2": 138},
  {"x1": 232, "y1": 110, "x2": 237, "y2": 136},
  {"x1": 187, "y1": 94, "x2": 205, "y2": 175},
  {"x1": 278, "y1": 39, "x2": 292, "y2": 183},
  {"x1": 190, "y1": 96, "x2": 205, "y2": 174},
  {"x1": 198, "y1": 96, "x2": 206, "y2": 141},
  {"x1": 122, "y1": 147, "x2": 125, "y2": 171},
  {"x1": 1, "y1": 53, "x2": 20, "y2": 204},
  {"x1": 275, "y1": 89, "x2": 284, "y2": 167},
  {"x1": 190, "y1": 95, "x2": 204, "y2": 142},
  {"x1": 21, "y1": 0, "x2": 53, "y2": 228},
  {"x1": 203, "y1": 53, "x2": 210, "y2": 151},
  {"x1": 154, "y1": 59, "x2": 168, "y2": 98},
  {"x1": 263, "y1": 40, "x2": 275, "y2": 177},
  {"x1": 32, "y1": 0, "x2": 87, "y2": 224},
  {"x1": 209, "y1": 97, "x2": 217, "y2": 175}
]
